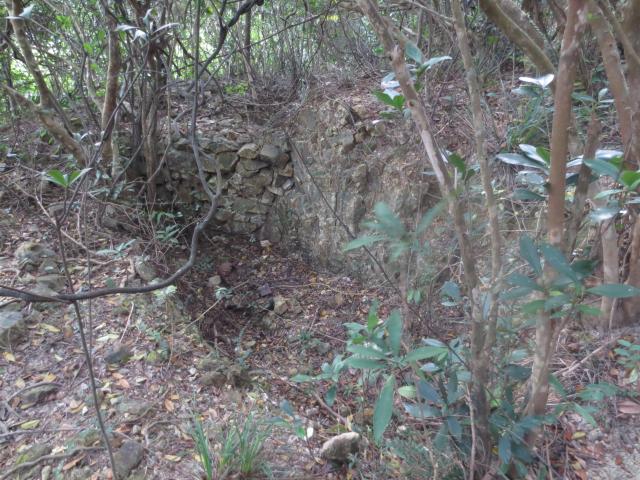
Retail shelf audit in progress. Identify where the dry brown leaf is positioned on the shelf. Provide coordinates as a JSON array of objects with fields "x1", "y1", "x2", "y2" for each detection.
[
  {"x1": 63, "y1": 455, "x2": 84, "y2": 471},
  {"x1": 164, "y1": 399, "x2": 175, "y2": 412},
  {"x1": 619, "y1": 399, "x2": 640, "y2": 415},
  {"x1": 117, "y1": 378, "x2": 130, "y2": 389}
]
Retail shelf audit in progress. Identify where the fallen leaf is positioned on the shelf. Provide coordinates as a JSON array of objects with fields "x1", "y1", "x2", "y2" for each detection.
[
  {"x1": 41, "y1": 323, "x2": 61, "y2": 333},
  {"x1": 41, "y1": 372, "x2": 57, "y2": 382},
  {"x1": 15, "y1": 378, "x2": 25, "y2": 389},
  {"x1": 63, "y1": 455, "x2": 85, "y2": 471},
  {"x1": 116, "y1": 378, "x2": 130, "y2": 389},
  {"x1": 20, "y1": 419, "x2": 40, "y2": 429},
  {"x1": 170, "y1": 394, "x2": 180, "y2": 400},
  {"x1": 164, "y1": 399, "x2": 175, "y2": 412},
  {"x1": 3, "y1": 352, "x2": 16, "y2": 362},
  {"x1": 615, "y1": 455, "x2": 623, "y2": 465},
  {"x1": 619, "y1": 399, "x2": 640, "y2": 414},
  {"x1": 572, "y1": 431, "x2": 586, "y2": 440},
  {"x1": 164, "y1": 454, "x2": 181, "y2": 462}
]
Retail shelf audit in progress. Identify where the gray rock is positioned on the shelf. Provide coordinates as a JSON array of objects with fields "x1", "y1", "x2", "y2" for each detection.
[
  {"x1": 38, "y1": 258, "x2": 59, "y2": 275},
  {"x1": 273, "y1": 296, "x2": 288, "y2": 315},
  {"x1": 36, "y1": 274, "x2": 65, "y2": 292},
  {"x1": 0, "y1": 311, "x2": 25, "y2": 349},
  {"x1": 13, "y1": 443, "x2": 52, "y2": 477},
  {"x1": 238, "y1": 143, "x2": 260, "y2": 159},
  {"x1": 217, "y1": 152, "x2": 239, "y2": 172},
  {"x1": 259, "y1": 144, "x2": 281, "y2": 164},
  {"x1": 278, "y1": 163, "x2": 294, "y2": 177},
  {"x1": 41, "y1": 465, "x2": 52, "y2": 480},
  {"x1": 133, "y1": 257, "x2": 156, "y2": 282},
  {"x1": 74, "y1": 428, "x2": 104, "y2": 447},
  {"x1": 117, "y1": 399, "x2": 153, "y2": 419},
  {"x1": 320, "y1": 432, "x2": 361, "y2": 462},
  {"x1": 207, "y1": 275, "x2": 222, "y2": 287},
  {"x1": 104, "y1": 343, "x2": 132, "y2": 365},
  {"x1": 113, "y1": 440, "x2": 144, "y2": 479},
  {"x1": 238, "y1": 159, "x2": 269, "y2": 177},
  {"x1": 21, "y1": 384, "x2": 59, "y2": 405},
  {"x1": 15, "y1": 241, "x2": 56, "y2": 266}
]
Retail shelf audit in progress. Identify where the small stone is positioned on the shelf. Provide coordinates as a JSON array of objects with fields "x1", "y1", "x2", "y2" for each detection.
[
  {"x1": 278, "y1": 163, "x2": 294, "y2": 177},
  {"x1": 38, "y1": 258, "x2": 59, "y2": 275},
  {"x1": 36, "y1": 274, "x2": 65, "y2": 292},
  {"x1": 133, "y1": 257, "x2": 157, "y2": 282},
  {"x1": 238, "y1": 143, "x2": 260, "y2": 159},
  {"x1": 74, "y1": 429, "x2": 103, "y2": 447},
  {"x1": 104, "y1": 343, "x2": 132, "y2": 365},
  {"x1": 21, "y1": 384, "x2": 59, "y2": 405},
  {"x1": 288, "y1": 298, "x2": 303, "y2": 315},
  {"x1": 320, "y1": 432, "x2": 361, "y2": 462},
  {"x1": 0, "y1": 311, "x2": 25, "y2": 349},
  {"x1": 41, "y1": 465, "x2": 52, "y2": 480},
  {"x1": 117, "y1": 399, "x2": 152, "y2": 418},
  {"x1": 217, "y1": 151, "x2": 239, "y2": 172},
  {"x1": 257, "y1": 284, "x2": 272, "y2": 297},
  {"x1": 113, "y1": 440, "x2": 144, "y2": 479},
  {"x1": 273, "y1": 296, "x2": 288, "y2": 315},
  {"x1": 208, "y1": 275, "x2": 222, "y2": 287}
]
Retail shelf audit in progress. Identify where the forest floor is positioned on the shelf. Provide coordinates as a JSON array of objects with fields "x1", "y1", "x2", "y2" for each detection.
[{"x1": 2, "y1": 113, "x2": 640, "y2": 480}]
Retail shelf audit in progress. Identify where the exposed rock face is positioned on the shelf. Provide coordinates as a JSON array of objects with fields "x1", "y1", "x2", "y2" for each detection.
[
  {"x1": 266, "y1": 100, "x2": 437, "y2": 277},
  {"x1": 0, "y1": 311, "x2": 25, "y2": 349}
]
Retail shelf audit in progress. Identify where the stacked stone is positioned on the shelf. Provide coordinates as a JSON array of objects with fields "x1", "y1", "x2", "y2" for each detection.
[{"x1": 157, "y1": 127, "x2": 294, "y2": 235}]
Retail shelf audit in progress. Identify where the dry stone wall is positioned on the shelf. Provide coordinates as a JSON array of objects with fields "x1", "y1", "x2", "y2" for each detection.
[
  {"x1": 153, "y1": 101, "x2": 437, "y2": 279},
  {"x1": 155, "y1": 123, "x2": 294, "y2": 235}
]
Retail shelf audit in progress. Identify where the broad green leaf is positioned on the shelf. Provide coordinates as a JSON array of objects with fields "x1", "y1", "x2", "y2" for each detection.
[
  {"x1": 521, "y1": 299, "x2": 545, "y2": 314},
  {"x1": 422, "y1": 55, "x2": 452, "y2": 69},
  {"x1": 373, "y1": 375, "x2": 395, "y2": 444},
  {"x1": 373, "y1": 202, "x2": 405, "y2": 238},
  {"x1": 519, "y1": 74, "x2": 554, "y2": 88},
  {"x1": 447, "y1": 152, "x2": 466, "y2": 174},
  {"x1": 506, "y1": 273, "x2": 541, "y2": 291},
  {"x1": 544, "y1": 293, "x2": 571, "y2": 311},
  {"x1": 513, "y1": 188, "x2": 545, "y2": 201},
  {"x1": 518, "y1": 144, "x2": 549, "y2": 166},
  {"x1": 540, "y1": 244, "x2": 579, "y2": 281},
  {"x1": 498, "y1": 434, "x2": 512, "y2": 464},
  {"x1": 520, "y1": 235, "x2": 542, "y2": 276},
  {"x1": 68, "y1": 168, "x2": 92, "y2": 185},
  {"x1": 324, "y1": 385, "x2": 337, "y2": 407},
  {"x1": 344, "y1": 357, "x2": 385, "y2": 369},
  {"x1": 496, "y1": 153, "x2": 548, "y2": 170},
  {"x1": 572, "y1": 403, "x2": 597, "y2": 427},
  {"x1": 344, "y1": 235, "x2": 381, "y2": 251},
  {"x1": 500, "y1": 286, "x2": 533, "y2": 301},
  {"x1": 594, "y1": 189, "x2": 623, "y2": 200},
  {"x1": 386, "y1": 310, "x2": 402, "y2": 356},
  {"x1": 397, "y1": 385, "x2": 416, "y2": 399},
  {"x1": 446, "y1": 417, "x2": 462, "y2": 440},
  {"x1": 620, "y1": 170, "x2": 640, "y2": 189},
  {"x1": 589, "y1": 207, "x2": 619, "y2": 223},
  {"x1": 405, "y1": 41, "x2": 423, "y2": 63},
  {"x1": 46, "y1": 169, "x2": 68, "y2": 187},
  {"x1": 367, "y1": 301, "x2": 379, "y2": 333},
  {"x1": 584, "y1": 158, "x2": 620, "y2": 179},
  {"x1": 441, "y1": 281, "x2": 461, "y2": 301},
  {"x1": 404, "y1": 346, "x2": 447, "y2": 362},
  {"x1": 404, "y1": 402, "x2": 440, "y2": 418},
  {"x1": 587, "y1": 283, "x2": 640, "y2": 298},
  {"x1": 549, "y1": 374, "x2": 567, "y2": 398},
  {"x1": 417, "y1": 380, "x2": 442, "y2": 404},
  {"x1": 346, "y1": 344, "x2": 387, "y2": 359},
  {"x1": 577, "y1": 304, "x2": 602, "y2": 316}
]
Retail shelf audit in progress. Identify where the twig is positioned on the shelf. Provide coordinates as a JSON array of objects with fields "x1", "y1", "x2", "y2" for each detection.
[{"x1": 556, "y1": 337, "x2": 619, "y2": 378}]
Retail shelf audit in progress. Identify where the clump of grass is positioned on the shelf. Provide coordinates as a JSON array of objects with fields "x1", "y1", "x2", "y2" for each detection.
[{"x1": 191, "y1": 412, "x2": 272, "y2": 479}]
